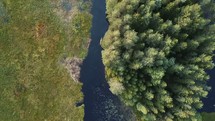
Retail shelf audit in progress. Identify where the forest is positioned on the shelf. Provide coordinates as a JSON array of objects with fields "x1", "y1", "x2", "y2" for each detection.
[
  {"x1": 101, "y1": 0, "x2": 215, "y2": 120},
  {"x1": 1, "y1": 0, "x2": 215, "y2": 121}
]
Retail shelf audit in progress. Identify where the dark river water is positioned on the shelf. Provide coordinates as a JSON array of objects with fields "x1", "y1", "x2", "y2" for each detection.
[
  {"x1": 80, "y1": 0, "x2": 215, "y2": 120},
  {"x1": 80, "y1": 0, "x2": 134, "y2": 121},
  {"x1": 201, "y1": 55, "x2": 215, "y2": 112}
]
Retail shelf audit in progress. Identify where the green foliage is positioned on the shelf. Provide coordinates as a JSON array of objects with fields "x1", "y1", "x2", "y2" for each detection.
[
  {"x1": 69, "y1": 12, "x2": 92, "y2": 58},
  {"x1": 201, "y1": 112, "x2": 215, "y2": 121},
  {"x1": 136, "y1": 103, "x2": 148, "y2": 115},
  {"x1": 0, "y1": 0, "x2": 91, "y2": 120},
  {"x1": 102, "y1": 0, "x2": 215, "y2": 120}
]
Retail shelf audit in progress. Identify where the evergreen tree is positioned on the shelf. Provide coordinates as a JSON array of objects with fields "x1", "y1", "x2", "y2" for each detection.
[{"x1": 102, "y1": 0, "x2": 215, "y2": 120}]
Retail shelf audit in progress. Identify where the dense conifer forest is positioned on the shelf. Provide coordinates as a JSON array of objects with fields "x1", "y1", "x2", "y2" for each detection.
[{"x1": 102, "y1": 0, "x2": 215, "y2": 120}]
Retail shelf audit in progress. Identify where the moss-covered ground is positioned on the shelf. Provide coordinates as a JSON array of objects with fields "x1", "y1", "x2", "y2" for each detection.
[{"x1": 0, "y1": 0, "x2": 91, "y2": 120}]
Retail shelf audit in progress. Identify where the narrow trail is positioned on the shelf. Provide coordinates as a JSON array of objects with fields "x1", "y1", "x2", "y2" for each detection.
[{"x1": 80, "y1": 0, "x2": 134, "y2": 121}]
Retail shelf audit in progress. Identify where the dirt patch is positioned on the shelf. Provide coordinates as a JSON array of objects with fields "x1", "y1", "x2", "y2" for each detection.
[{"x1": 62, "y1": 57, "x2": 83, "y2": 82}]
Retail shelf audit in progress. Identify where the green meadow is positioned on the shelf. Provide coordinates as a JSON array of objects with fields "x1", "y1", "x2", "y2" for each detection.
[{"x1": 0, "y1": 0, "x2": 91, "y2": 120}]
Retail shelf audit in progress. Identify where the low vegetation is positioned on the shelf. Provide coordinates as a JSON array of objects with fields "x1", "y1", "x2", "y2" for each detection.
[
  {"x1": 0, "y1": 0, "x2": 91, "y2": 120},
  {"x1": 201, "y1": 112, "x2": 215, "y2": 121}
]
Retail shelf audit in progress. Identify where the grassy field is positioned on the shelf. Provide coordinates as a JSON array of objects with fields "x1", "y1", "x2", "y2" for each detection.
[{"x1": 0, "y1": 0, "x2": 91, "y2": 120}]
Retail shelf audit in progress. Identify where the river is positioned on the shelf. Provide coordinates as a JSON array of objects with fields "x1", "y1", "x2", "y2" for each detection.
[
  {"x1": 80, "y1": 0, "x2": 215, "y2": 120},
  {"x1": 201, "y1": 55, "x2": 215, "y2": 112},
  {"x1": 80, "y1": 0, "x2": 134, "y2": 121}
]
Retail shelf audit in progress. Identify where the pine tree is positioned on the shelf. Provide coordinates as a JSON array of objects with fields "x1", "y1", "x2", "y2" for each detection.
[{"x1": 102, "y1": 0, "x2": 215, "y2": 120}]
